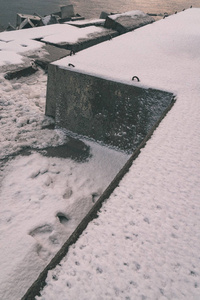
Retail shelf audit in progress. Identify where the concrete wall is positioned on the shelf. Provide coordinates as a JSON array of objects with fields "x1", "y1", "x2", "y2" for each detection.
[{"x1": 46, "y1": 65, "x2": 174, "y2": 153}]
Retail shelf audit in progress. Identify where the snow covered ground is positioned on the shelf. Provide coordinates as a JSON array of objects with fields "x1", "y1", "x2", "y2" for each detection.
[
  {"x1": 0, "y1": 23, "x2": 110, "y2": 67},
  {"x1": 0, "y1": 28, "x2": 129, "y2": 299},
  {"x1": 36, "y1": 8, "x2": 200, "y2": 299}
]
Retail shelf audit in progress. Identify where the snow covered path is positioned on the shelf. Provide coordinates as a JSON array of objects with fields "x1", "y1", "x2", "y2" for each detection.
[
  {"x1": 37, "y1": 9, "x2": 200, "y2": 300},
  {"x1": 0, "y1": 65, "x2": 128, "y2": 299}
]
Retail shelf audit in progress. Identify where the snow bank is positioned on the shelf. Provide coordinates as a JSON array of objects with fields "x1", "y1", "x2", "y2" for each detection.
[
  {"x1": 0, "y1": 71, "x2": 63, "y2": 159},
  {"x1": 0, "y1": 39, "x2": 45, "y2": 66},
  {"x1": 0, "y1": 24, "x2": 75, "y2": 42},
  {"x1": 0, "y1": 23, "x2": 107, "y2": 67},
  {"x1": 0, "y1": 24, "x2": 73, "y2": 66},
  {"x1": 37, "y1": 8, "x2": 200, "y2": 299}
]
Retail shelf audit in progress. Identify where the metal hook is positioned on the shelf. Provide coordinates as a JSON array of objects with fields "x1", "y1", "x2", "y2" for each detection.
[{"x1": 132, "y1": 76, "x2": 140, "y2": 82}]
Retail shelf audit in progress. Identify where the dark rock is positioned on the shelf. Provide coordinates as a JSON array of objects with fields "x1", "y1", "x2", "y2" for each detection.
[{"x1": 100, "y1": 11, "x2": 110, "y2": 19}]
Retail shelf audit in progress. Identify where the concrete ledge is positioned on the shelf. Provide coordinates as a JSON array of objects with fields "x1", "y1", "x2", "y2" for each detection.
[
  {"x1": 42, "y1": 29, "x2": 118, "y2": 52},
  {"x1": 46, "y1": 66, "x2": 174, "y2": 153}
]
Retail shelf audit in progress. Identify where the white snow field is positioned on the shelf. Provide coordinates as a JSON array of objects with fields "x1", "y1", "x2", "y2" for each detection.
[
  {"x1": 37, "y1": 8, "x2": 200, "y2": 300},
  {"x1": 0, "y1": 27, "x2": 129, "y2": 300}
]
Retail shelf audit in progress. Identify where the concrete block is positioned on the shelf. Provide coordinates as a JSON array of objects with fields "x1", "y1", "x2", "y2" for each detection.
[
  {"x1": 60, "y1": 5, "x2": 75, "y2": 19},
  {"x1": 100, "y1": 11, "x2": 110, "y2": 19},
  {"x1": 46, "y1": 65, "x2": 174, "y2": 153},
  {"x1": 16, "y1": 13, "x2": 41, "y2": 28},
  {"x1": 43, "y1": 29, "x2": 118, "y2": 52},
  {"x1": 104, "y1": 11, "x2": 154, "y2": 34}
]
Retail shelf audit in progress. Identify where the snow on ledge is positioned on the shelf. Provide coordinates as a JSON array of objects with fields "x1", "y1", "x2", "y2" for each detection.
[
  {"x1": 109, "y1": 10, "x2": 147, "y2": 20},
  {"x1": 52, "y1": 8, "x2": 200, "y2": 93},
  {"x1": 36, "y1": 8, "x2": 200, "y2": 300}
]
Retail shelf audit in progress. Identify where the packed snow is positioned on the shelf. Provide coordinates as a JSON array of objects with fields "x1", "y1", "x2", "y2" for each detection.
[
  {"x1": 37, "y1": 8, "x2": 200, "y2": 300},
  {"x1": 0, "y1": 24, "x2": 78, "y2": 42}
]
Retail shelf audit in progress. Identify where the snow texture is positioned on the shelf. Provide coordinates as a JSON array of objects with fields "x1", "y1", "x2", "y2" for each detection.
[
  {"x1": 38, "y1": 8, "x2": 200, "y2": 300},
  {"x1": 0, "y1": 23, "x2": 107, "y2": 67},
  {"x1": 53, "y1": 8, "x2": 200, "y2": 94}
]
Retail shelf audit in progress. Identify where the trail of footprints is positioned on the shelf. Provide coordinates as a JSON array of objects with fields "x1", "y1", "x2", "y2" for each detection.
[{"x1": 28, "y1": 164, "x2": 101, "y2": 261}]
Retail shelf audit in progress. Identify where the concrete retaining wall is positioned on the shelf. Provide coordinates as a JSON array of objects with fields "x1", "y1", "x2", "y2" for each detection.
[{"x1": 46, "y1": 65, "x2": 174, "y2": 153}]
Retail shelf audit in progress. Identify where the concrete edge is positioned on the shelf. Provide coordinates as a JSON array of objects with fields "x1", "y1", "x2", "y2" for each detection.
[{"x1": 22, "y1": 95, "x2": 176, "y2": 300}]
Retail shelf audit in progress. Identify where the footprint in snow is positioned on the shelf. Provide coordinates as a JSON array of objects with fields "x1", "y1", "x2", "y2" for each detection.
[
  {"x1": 29, "y1": 213, "x2": 70, "y2": 260},
  {"x1": 29, "y1": 224, "x2": 54, "y2": 261}
]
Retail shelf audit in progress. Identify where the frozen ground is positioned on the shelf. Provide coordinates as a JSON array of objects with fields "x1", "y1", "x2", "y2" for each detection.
[
  {"x1": 0, "y1": 53, "x2": 128, "y2": 299},
  {"x1": 37, "y1": 8, "x2": 200, "y2": 300}
]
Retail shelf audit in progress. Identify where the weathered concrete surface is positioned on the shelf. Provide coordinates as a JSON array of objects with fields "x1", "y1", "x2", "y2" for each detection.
[
  {"x1": 46, "y1": 66, "x2": 174, "y2": 153},
  {"x1": 104, "y1": 11, "x2": 154, "y2": 34},
  {"x1": 60, "y1": 5, "x2": 75, "y2": 19},
  {"x1": 33, "y1": 44, "x2": 70, "y2": 70},
  {"x1": 42, "y1": 29, "x2": 118, "y2": 52}
]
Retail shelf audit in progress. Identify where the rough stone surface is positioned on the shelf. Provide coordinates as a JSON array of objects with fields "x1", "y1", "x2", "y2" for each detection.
[{"x1": 46, "y1": 66, "x2": 174, "y2": 153}]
